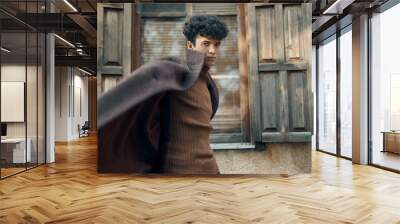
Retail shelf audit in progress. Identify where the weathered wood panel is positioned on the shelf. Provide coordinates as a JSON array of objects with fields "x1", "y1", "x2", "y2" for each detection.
[
  {"x1": 103, "y1": 8, "x2": 123, "y2": 67},
  {"x1": 256, "y1": 6, "x2": 275, "y2": 62},
  {"x1": 88, "y1": 77, "x2": 97, "y2": 132},
  {"x1": 97, "y1": 3, "x2": 132, "y2": 96},
  {"x1": 288, "y1": 71, "x2": 306, "y2": 130},
  {"x1": 238, "y1": 4, "x2": 251, "y2": 142},
  {"x1": 259, "y1": 72, "x2": 278, "y2": 131},
  {"x1": 284, "y1": 5, "x2": 302, "y2": 62},
  {"x1": 247, "y1": 3, "x2": 312, "y2": 142}
]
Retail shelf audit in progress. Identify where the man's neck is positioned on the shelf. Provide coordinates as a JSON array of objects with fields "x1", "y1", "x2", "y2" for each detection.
[{"x1": 201, "y1": 64, "x2": 210, "y2": 75}]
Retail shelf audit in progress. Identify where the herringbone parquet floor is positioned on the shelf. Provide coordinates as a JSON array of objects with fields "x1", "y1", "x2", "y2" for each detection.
[{"x1": 1, "y1": 134, "x2": 400, "y2": 223}]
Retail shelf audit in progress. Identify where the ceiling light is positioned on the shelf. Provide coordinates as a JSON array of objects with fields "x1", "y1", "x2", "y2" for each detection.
[
  {"x1": 1, "y1": 47, "x2": 11, "y2": 53},
  {"x1": 322, "y1": 0, "x2": 354, "y2": 15},
  {"x1": 54, "y1": 34, "x2": 75, "y2": 48},
  {"x1": 78, "y1": 67, "x2": 93, "y2": 76},
  {"x1": 63, "y1": 0, "x2": 78, "y2": 12}
]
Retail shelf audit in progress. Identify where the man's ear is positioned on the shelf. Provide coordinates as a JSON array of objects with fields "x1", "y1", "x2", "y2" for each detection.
[{"x1": 187, "y1": 41, "x2": 194, "y2": 49}]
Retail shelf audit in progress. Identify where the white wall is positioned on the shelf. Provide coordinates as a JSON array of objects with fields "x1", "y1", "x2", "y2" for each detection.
[
  {"x1": 55, "y1": 67, "x2": 89, "y2": 141},
  {"x1": 1, "y1": 64, "x2": 26, "y2": 81},
  {"x1": 55, "y1": 66, "x2": 69, "y2": 141},
  {"x1": 71, "y1": 70, "x2": 89, "y2": 138},
  {"x1": 1, "y1": 65, "x2": 33, "y2": 138}
]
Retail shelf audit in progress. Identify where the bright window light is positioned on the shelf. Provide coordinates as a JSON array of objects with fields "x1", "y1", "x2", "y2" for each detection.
[
  {"x1": 54, "y1": 34, "x2": 75, "y2": 48},
  {"x1": 63, "y1": 0, "x2": 78, "y2": 12}
]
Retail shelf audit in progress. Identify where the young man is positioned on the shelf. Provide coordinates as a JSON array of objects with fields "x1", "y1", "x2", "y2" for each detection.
[
  {"x1": 162, "y1": 15, "x2": 229, "y2": 174},
  {"x1": 184, "y1": 15, "x2": 228, "y2": 69},
  {"x1": 97, "y1": 15, "x2": 228, "y2": 174}
]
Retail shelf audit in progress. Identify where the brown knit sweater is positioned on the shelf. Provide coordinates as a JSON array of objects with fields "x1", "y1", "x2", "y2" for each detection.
[{"x1": 161, "y1": 66, "x2": 219, "y2": 174}]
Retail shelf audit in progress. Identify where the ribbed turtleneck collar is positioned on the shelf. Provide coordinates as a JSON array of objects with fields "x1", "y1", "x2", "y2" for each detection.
[{"x1": 200, "y1": 64, "x2": 210, "y2": 78}]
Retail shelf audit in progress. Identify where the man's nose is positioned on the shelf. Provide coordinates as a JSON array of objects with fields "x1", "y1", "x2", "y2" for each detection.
[{"x1": 209, "y1": 46, "x2": 216, "y2": 54}]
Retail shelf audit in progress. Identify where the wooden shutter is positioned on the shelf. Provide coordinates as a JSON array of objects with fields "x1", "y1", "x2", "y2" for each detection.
[
  {"x1": 97, "y1": 3, "x2": 132, "y2": 96},
  {"x1": 247, "y1": 3, "x2": 312, "y2": 142}
]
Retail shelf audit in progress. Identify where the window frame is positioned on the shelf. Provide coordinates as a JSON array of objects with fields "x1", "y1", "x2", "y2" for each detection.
[
  {"x1": 135, "y1": 3, "x2": 255, "y2": 150},
  {"x1": 315, "y1": 23, "x2": 353, "y2": 161}
]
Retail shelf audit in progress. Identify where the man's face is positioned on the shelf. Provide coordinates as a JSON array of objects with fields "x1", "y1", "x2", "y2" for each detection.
[{"x1": 187, "y1": 35, "x2": 221, "y2": 67}]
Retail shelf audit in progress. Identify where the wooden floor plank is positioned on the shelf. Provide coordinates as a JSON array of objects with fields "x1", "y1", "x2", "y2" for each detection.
[{"x1": 0, "y1": 134, "x2": 400, "y2": 223}]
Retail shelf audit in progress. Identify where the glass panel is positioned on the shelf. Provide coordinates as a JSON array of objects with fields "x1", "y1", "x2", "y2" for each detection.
[
  {"x1": 1, "y1": 29, "x2": 28, "y2": 177},
  {"x1": 141, "y1": 17, "x2": 186, "y2": 64},
  {"x1": 0, "y1": 0, "x2": 46, "y2": 178},
  {"x1": 209, "y1": 16, "x2": 241, "y2": 135},
  {"x1": 317, "y1": 35, "x2": 337, "y2": 154},
  {"x1": 371, "y1": 4, "x2": 400, "y2": 171},
  {"x1": 26, "y1": 0, "x2": 38, "y2": 169},
  {"x1": 27, "y1": 30, "x2": 38, "y2": 169},
  {"x1": 312, "y1": 45, "x2": 317, "y2": 150},
  {"x1": 38, "y1": 32, "x2": 45, "y2": 165},
  {"x1": 339, "y1": 27, "x2": 352, "y2": 158}
]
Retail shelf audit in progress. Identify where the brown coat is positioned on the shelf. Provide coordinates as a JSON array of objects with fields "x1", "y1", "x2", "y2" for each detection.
[
  {"x1": 97, "y1": 49, "x2": 219, "y2": 173},
  {"x1": 161, "y1": 68, "x2": 220, "y2": 174}
]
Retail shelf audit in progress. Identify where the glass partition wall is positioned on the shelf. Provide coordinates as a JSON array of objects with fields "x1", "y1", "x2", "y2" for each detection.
[
  {"x1": 0, "y1": 1, "x2": 46, "y2": 179},
  {"x1": 370, "y1": 3, "x2": 400, "y2": 172},
  {"x1": 317, "y1": 35, "x2": 337, "y2": 155},
  {"x1": 316, "y1": 25, "x2": 353, "y2": 159},
  {"x1": 339, "y1": 26, "x2": 352, "y2": 159}
]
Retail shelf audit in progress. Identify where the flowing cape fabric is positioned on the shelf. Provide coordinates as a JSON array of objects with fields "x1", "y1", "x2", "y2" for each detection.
[{"x1": 97, "y1": 49, "x2": 219, "y2": 173}]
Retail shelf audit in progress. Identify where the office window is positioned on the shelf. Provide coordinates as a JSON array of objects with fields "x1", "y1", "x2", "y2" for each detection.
[
  {"x1": 371, "y1": 3, "x2": 400, "y2": 171},
  {"x1": 317, "y1": 35, "x2": 337, "y2": 154},
  {"x1": 340, "y1": 26, "x2": 352, "y2": 158}
]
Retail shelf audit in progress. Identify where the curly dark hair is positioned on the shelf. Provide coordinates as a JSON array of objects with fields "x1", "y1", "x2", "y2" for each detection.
[{"x1": 183, "y1": 15, "x2": 229, "y2": 45}]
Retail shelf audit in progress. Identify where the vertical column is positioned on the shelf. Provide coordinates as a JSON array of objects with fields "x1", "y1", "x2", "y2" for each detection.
[
  {"x1": 352, "y1": 14, "x2": 369, "y2": 164},
  {"x1": 46, "y1": 1, "x2": 55, "y2": 163}
]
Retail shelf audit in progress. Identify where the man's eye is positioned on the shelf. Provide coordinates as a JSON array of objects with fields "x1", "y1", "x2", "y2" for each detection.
[{"x1": 202, "y1": 42, "x2": 209, "y2": 46}]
